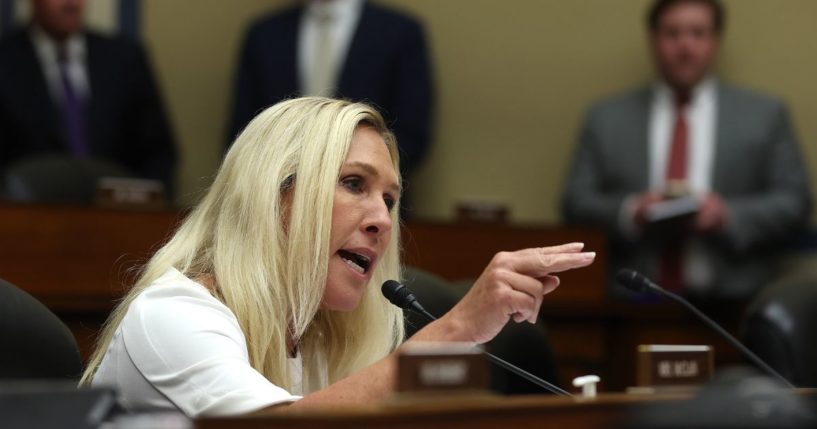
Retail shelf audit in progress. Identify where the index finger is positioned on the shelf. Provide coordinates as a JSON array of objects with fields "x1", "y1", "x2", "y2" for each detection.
[
  {"x1": 536, "y1": 242, "x2": 585, "y2": 255},
  {"x1": 506, "y1": 247, "x2": 596, "y2": 277}
]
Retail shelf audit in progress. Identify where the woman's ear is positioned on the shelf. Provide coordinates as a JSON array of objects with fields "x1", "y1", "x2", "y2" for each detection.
[
  {"x1": 281, "y1": 174, "x2": 295, "y2": 192},
  {"x1": 280, "y1": 174, "x2": 295, "y2": 234}
]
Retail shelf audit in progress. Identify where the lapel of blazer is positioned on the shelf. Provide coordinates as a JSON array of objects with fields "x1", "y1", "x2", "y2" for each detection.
[
  {"x1": 84, "y1": 32, "x2": 107, "y2": 155},
  {"x1": 712, "y1": 82, "x2": 732, "y2": 192},
  {"x1": 17, "y1": 32, "x2": 62, "y2": 149},
  {"x1": 282, "y1": 8, "x2": 301, "y2": 95},
  {"x1": 336, "y1": 2, "x2": 372, "y2": 93},
  {"x1": 632, "y1": 86, "x2": 652, "y2": 190}
]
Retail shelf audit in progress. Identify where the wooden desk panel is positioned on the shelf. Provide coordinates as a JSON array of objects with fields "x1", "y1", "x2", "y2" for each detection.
[
  {"x1": 0, "y1": 203, "x2": 182, "y2": 311},
  {"x1": 196, "y1": 390, "x2": 816, "y2": 429},
  {"x1": 204, "y1": 388, "x2": 817, "y2": 429},
  {"x1": 196, "y1": 394, "x2": 681, "y2": 429},
  {"x1": 0, "y1": 203, "x2": 745, "y2": 391},
  {"x1": 0, "y1": 204, "x2": 607, "y2": 310}
]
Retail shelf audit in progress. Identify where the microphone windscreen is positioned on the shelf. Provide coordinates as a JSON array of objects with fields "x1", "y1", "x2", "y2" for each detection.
[
  {"x1": 616, "y1": 269, "x2": 653, "y2": 293},
  {"x1": 381, "y1": 280, "x2": 413, "y2": 309}
]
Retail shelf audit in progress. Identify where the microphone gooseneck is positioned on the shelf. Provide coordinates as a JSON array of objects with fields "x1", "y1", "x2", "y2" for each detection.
[
  {"x1": 616, "y1": 269, "x2": 796, "y2": 389},
  {"x1": 382, "y1": 280, "x2": 572, "y2": 396}
]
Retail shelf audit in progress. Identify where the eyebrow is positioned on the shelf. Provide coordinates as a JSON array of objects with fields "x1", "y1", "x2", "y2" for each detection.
[{"x1": 345, "y1": 161, "x2": 402, "y2": 193}]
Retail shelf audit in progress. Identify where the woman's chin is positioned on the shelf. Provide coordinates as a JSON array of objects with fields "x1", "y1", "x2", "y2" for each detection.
[
  {"x1": 319, "y1": 284, "x2": 365, "y2": 311},
  {"x1": 322, "y1": 257, "x2": 370, "y2": 311},
  {"x1": 319, "y1": 296, "x2": 362, "y2": 312}
]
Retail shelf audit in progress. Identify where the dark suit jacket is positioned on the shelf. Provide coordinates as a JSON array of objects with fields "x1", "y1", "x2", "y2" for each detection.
[
  {"x1": 228, "y1": 1, "x2": 433, "y2": 179},
  {"x1": 0, "y1": 28, "x2": 176, "y2": 193},
  {"x1": 562, "y1": 82, "x2": 812, "y2": 300}
]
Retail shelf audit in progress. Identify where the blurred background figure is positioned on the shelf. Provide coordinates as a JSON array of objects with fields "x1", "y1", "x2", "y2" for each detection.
[
  {"x1": 227, "y1": 0, "x2": 433, "y2": 209},
  {"x1": 0, "y1": 0, "x2": 177, "y2": 199},
  {"x1": 562, "y1": 0, "x2": 811, "y2": 301}
]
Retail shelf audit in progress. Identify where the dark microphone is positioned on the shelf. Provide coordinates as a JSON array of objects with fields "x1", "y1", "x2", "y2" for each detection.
[
  {"x1": 382, "y1": 280, "x2": 572, "y2": 396},
  {"x1": 381, "y1": 280, "x2": 432, "y2": 319},
  {"x1": 616, "y1": 269, "x2": 795, "y2": 388}
]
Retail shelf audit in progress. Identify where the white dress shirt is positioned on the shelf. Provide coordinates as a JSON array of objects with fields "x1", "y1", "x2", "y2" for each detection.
[
  {"x1": 298, "y1": 0, "x2": 364, "y2": 96},
  {"x1": 92, "y1": 268, "x2": 326, "y2": 417},
  {"x1": 29, "y1": 25, "x2": 91, "y2": 104}
]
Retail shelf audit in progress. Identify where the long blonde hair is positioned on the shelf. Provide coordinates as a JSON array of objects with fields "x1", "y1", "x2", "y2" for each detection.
[{"x1": 81, "y1": 97, "x2": 405, "y2": 391}]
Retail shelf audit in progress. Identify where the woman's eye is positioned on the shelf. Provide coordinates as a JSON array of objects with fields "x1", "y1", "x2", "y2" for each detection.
[
  {"x1": 342, "y1": 177, "x2": 363, "y2": 193},
  {"x1": 384, "y1": 195, "x2": 396, "y2": 211}
]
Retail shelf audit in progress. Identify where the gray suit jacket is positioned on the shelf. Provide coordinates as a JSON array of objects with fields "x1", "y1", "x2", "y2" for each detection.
[{"x1": 562, "y1": 82, "x2": 812, "y2": 300}]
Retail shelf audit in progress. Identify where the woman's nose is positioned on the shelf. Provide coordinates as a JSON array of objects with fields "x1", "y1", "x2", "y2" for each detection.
[{"x1": 363, "y1": 199, "x2": 393, "y2": 236}]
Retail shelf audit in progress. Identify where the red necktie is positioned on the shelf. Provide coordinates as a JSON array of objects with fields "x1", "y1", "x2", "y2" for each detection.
[
  {"x1": 659, "y1": 92, "x2": 690, "y2": 293},
  {"x1": 666, "y1": 94, "x2": 688, "y2": 183}
]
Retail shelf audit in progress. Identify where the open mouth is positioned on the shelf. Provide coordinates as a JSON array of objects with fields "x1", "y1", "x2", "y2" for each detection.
[{"x1": 338, "y1": 249, "x2": 373, "y2": 274}]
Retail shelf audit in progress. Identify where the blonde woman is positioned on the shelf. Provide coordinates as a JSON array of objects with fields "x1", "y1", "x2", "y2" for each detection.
[{"x1": 81, "y1": 97, "x2": 595, "y2": 417}]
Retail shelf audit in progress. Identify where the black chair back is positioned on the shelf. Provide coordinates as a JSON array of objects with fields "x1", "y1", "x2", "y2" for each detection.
[
  {"x1": 0, "y1": 278, "x2": 82, "y2": 380},
  {"x1": 3, "y1": 155, "x2": 132, "y2": 203},
  {"x1": 742, "y1": 277, "x2": 817, "y2": 387},
  {"x1": 0, "y1": 383, "x2": 118, "y2": 429}
]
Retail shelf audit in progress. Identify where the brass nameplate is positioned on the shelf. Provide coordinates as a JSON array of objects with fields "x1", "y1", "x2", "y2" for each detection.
[
  {"x1": 637, "y1": 344, "x2": 713, "y2": 387},
  {"x1": 397, "y1": 343, "x2": 488, "y2": 394}
]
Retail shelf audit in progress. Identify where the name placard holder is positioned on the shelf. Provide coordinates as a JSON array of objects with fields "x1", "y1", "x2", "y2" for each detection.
[
  {"x1": 95, "y1": 177, "x2": 166, "y2": 210},
  {"x1": 637, "y1": 344, "x2": 714, "y2": 388},
  {"x1": 397, "y1": 342, "x2": 489, "y2": 395}
]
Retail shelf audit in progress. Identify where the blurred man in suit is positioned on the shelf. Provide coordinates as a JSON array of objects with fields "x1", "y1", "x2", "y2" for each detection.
[
  {"x1": 562, "y1": 0, "x2": 811, "y2": 300},
  {"x1": 0, "y1": 0, "x2": 177, "y2": 194},
  {"x1": 228, "y1": 0, "x2": 433, "y2": 190}
]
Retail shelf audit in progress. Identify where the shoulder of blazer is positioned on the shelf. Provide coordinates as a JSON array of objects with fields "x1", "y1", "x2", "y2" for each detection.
[
  {"x1": 245, "y1": 6, "x2": 303, "y2": 40},
  {"x1": 0, "y1": 28, "x2": 47, "y2": 97},
  {"x1": 0, "y1": 27, "x2": 27, "y2": 47},
  {"x1": 84, "y1": 30, "x2": 144, "y2": 59},
  {"x1": 584, "y1": 86, "x2": 652, "y2": 126},
  {"x1": 357, "y1": 1, "x2": 424, "y2": 38},
  {"x1": 0, "y1": 28, "x2": 35, "y2": 66},
  {"x1": 718, "y1": 81, "x2": 784, "y2": 107},
  {"x1": 717, "y1": 81, "x2": 786, "y2": 120}
]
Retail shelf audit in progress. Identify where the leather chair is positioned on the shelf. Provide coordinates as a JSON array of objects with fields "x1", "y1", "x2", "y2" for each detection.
[
  {"x1": 402, "y1": 267, "x2": 559, "y2": 394},
  {"x1": 741, "y1": 277, "x2": 817, "y2": 387},
  {"x1": 627, "y1": 366, "x2": 815, "y2": 428},
  {"x1": 0, "y1": 278, "x2": 82, "y2": 380},
  {"x1": 0, "y1": 384, "x2": 119, "y2": 429}
]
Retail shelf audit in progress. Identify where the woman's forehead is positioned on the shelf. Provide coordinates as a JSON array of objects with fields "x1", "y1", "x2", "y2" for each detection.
[{"x1": 344, "y1": 128, "x2": 400, "y2": 189}]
